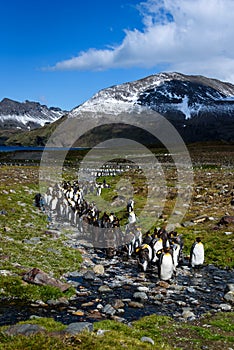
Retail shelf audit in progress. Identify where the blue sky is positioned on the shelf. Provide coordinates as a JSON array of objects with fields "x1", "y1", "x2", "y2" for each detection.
[{"x1": 1, "y1": 0, "x2": 234, "y2": 110}]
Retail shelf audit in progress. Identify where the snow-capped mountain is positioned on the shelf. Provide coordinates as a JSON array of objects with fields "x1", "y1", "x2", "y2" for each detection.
[
  {"x1": 0, "y1": 98, "x2": 66, "y2": 130},
  {"x1": 70, "y1": 72, "x2": 234, "y2": 143}
]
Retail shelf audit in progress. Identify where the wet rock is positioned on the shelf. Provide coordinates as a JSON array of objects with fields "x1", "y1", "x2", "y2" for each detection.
[
  {"x1": 34, "y1": 300, "x2": 47, "y2": 307},
  {"x1": 65, "y1": 322, "x2": 93, "y2": 335},
  {"x1": 103, "y1": 304, "x2": 116, "y2": 316},
  {"x1": 83, "y1": 270, "x2": 96, "y2": 280},
  {"x1": 137, "y1": 286, "x2": 149, "y2": 292},
  {"x1": 81, "y1": 301, "x2": 94, "y2": 307},
  {"x1": 133, "y1": 292, "x2": 148, "y2": 302},
  {"x1": 224, "y1": 291, "x2": 234, "y2": 304},
  {"x1": 170, "y1": 284, "x2": 184, "y2": 291},
  {"x1": 157, "y1": 281, "x2": 170, "y2": 289},
  {"x1": 98, "y1": 285, "x2": 112, "y2": 293},
  {"x1": 141, "y1": 336, "x2": 154, "y2": 345},
  {"x1": 113, "y1": 299, "x2": 125, "y2": 309},
  {"x1": 226, "y1": 284, "x2": 234, "y2": 292},
  {"x1": 22, "y1": 268, "x2": 71, "y2": 292},
  {"x1": 82, "y1": 257, "x2": 94, "y2": 267},
  {"x1": 47, "y1": 297, "x2": 69, "y2": 306},
  {"x1": 182, "y1": 310, "x2": 196, "y2": 319},
  {"x1": 128, "y1": 301, "x2": 144, "y2": 308},
  {"x1": 108, "y1": 281, "x2": 122, "y2": 288},
  {"x1": 187, "y1": 287, "x2": 196, "y2": 293},
  {"x1": 176, "y1": 301, "x2": 187, "y2": 306},
  {"x1": 151, "y1": 294, "x2": 164, "y2": 301},
  {"x1": 5, "y1": 324, "x2": 45, "y2": 336},
  {"x1": 67, "y1": 271, "x2": 82, "y2": 278},
  {"x1": 220, "y1": 304, "x2": 232, "y2": 311},
  {"x1": 93, "y1": 264, "x2": 105, "y2": 275},
  {"x1": 72, "y1": 310, "x2": 85, "y2": 316},
  {"x1": 111, "y1": 315, "x2": 126, "y2": 323}
]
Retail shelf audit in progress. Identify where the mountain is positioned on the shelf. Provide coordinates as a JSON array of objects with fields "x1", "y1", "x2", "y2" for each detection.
[
  {"x1": 3, "y1": 72, "x2": 234, "y2": 146},
  {"x1": 0, "y1": 98, "x2": 66, "y2": 130},
  {"x1": 69, "y1": 72, "x2": 234, "y2": 144}
]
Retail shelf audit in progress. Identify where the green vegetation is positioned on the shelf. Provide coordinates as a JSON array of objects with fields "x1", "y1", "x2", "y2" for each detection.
[
  {"x1": 0, "y1": 312, "x2": 233, "y2": 350},
  {"x1": 0, "y1": 276, "x2": 75, "y2": 302},
  {"x1": 0, "y1": 148, "x2": 233, "y2": 349},
  {"x1": 0, "y1": 166, "x2": 81, "y2": 301}
]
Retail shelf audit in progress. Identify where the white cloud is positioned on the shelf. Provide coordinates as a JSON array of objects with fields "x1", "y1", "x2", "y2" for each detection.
[{"x1": 49, "y1": 0, "x2": 234, "y2": 81}]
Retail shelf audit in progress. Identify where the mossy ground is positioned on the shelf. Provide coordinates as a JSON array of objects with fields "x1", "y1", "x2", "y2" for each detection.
[
  {"x1": 0, "y1": 147, "x2": 233, "y2": 349},
  {"x1": 0, "y1": 166, "x2": 81, "y2": 301},
  {"x1": 0, "y1": 312, "x2": 233, "y2": 349}
]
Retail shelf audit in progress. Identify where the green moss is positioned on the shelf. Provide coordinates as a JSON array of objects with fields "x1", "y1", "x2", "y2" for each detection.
[
  {"x1": 0, "y1": 312, "x2": 233, "y2": 349},
  {"x1": 18, "y1": 317, "x2": 66, "y2": 332},
  {"x1": 0, "y1": 276, "x2": 75, "y2": 302}
]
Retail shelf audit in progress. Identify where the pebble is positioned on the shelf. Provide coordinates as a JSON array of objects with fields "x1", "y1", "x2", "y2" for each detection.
[
  {"x1": 227, "y1": 284, "x2": 234, "y2": 292},
  {"x1": 224, "y1": 291, "x2": 234, "y2": 304},
  {"x1": 72, "y1": 310, "x2": 85, "y2": 316},
  {"x1": 219, "y1": 304, "x2": 232, "y2": 311},
  {"x1": 81, "y1": 301, "x2": 94, "y2": 307},
  {"x1": 113, "y1": 299, "x2": 125, "y2": 309},
  {"x1": 141, "y1": 336, "x2": 154, "y2": 345},
  {"x1": 103, "y1": 304, "x2": 116, "y2": 316},
  {"x1": 128, "y1": 301, "x2": 144, "y2": 308},
  {"x1": 182, "y1": 310, "x2": 196, "y2": 319},
  {"x1": 83, "y1": 271, "x2": 96, "y2": 280},
  {"x1": 98, "y1": 285, "x2": 112, "y2": 293},
  {"x1": 133, "y1": 292, "x2": 148, "y2": 301},
  {"x1": 93, "y1": 264, "x2": 105, "y2": 275},
  {"x1": 137, "y1": 286, "x2": 149, "y2": 292},
  {"x1": 22, "y1": 237, "x2": 41, "y2": 244}
]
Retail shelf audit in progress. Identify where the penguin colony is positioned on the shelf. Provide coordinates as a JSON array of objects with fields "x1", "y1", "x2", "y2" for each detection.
[{"x1": 36, "y1": 175, "x2": 204, "y2": 282}]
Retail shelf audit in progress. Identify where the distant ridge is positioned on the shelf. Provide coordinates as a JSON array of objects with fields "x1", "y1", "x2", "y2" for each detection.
[
  {"x1": 2, "y1": 72, "x2": 234, "y2": 146},
  {"x1": 0, "y1": 98, "x2": 67, "y2": 130}
]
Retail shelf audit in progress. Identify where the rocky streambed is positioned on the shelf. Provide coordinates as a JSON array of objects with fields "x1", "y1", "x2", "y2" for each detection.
[{"x1": 0, "y1": 230, "x2": 233, "y2": 327}]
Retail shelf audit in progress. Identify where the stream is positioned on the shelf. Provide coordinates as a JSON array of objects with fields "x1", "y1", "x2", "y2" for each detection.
[{"x1": 0, "y1": 240, "x2": 233, "y2": 326}]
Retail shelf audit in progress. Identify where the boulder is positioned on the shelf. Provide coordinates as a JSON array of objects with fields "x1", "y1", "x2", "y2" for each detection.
[
  {"x1": 5, "y1": 324, "x2": 45, "y2": 336},
  {"x1": 65, "y1": 322, "x2": 93, "y2": 335},
  {"x1": 22, "y1": 268, "x2": 71, "y2": 292},
  {"x1": 93, "y1": 264, "x2": 105, "y2": 275},
  {"x1": 133, "y1": 292, "x2": 148, "y2": 301},
  {"x1": 224, "y1": 291, "x2": 234, "y2": 304}
]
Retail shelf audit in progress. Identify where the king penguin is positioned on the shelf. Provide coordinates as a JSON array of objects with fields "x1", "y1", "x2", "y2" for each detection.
[
  {"x1": 190, "y1": 237, "x2": 204, "y2": 267},
  {"x1": 158, "y1": 247, "x2": 175, "y2": 281}
]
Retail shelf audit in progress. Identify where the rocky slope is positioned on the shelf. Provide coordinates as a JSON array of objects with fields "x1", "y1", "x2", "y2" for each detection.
[
  {"x1": 0, "y1": 98, "x2": 66, "y2": 130},
  {"x1": 2, "y1": 72, "x2": 234, "y2": 146},
  {"x1": 70, "y1": 72, "x2": 234, "y2": 144}
]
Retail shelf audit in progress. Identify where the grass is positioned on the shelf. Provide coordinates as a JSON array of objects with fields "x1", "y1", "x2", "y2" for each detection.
[
  {"x1": 0, "y1": 312, "x2": 233, "y2": 349},
  {"x1": 0, "y1": 158, "x2": 233, "y2": 348},
  {"x1": 0, "y1": 276, "x2": 75, "y2": 302},
  {"x1": 0, "y1": 166, "x2": 81, "y2": 301}
]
